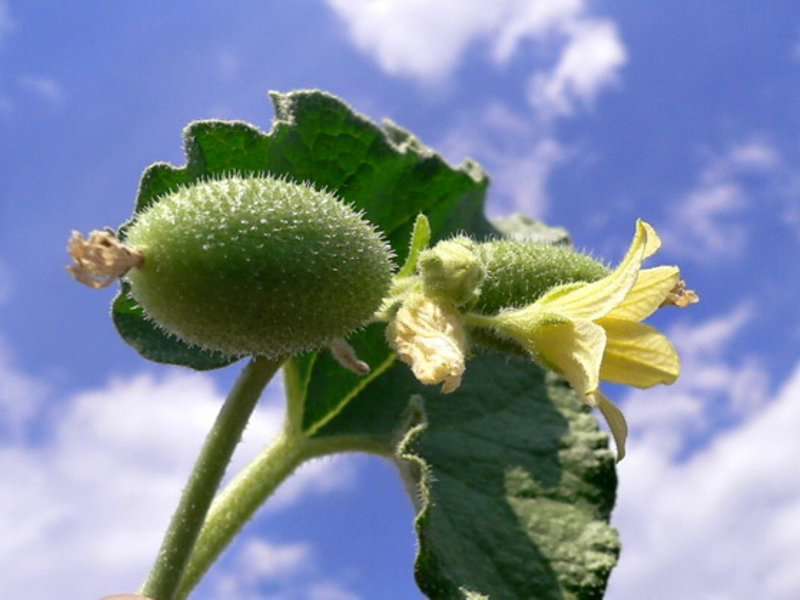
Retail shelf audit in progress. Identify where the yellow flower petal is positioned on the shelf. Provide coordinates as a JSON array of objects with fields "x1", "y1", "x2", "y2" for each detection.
[
  {"x1": 530, "y1": 319, "x2": 607, "y2": 400},
  {"x1": 596, "y1": 318, "x2": 679, "y2": 387},
  {"x1": 538, "y1": 219, "x2": 655, "y2": 321},
  {"x1": 639, "y1": 220, "x2": 661, "y2": 259},
  {"x1": 594, "y1": 391, "x2": 629, "y2": 462},
  {"x1": 604, "y1": 266, "x2": 680, "y2": 322}
]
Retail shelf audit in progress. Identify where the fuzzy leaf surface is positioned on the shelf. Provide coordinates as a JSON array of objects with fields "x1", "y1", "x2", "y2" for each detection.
[{"x1": 400, "y1": 354, "x2": 620, "y2": 599}]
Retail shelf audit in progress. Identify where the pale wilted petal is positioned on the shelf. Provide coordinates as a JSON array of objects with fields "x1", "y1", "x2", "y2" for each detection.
[
  {"x1": 66, "y1": 229, "x2": 143, "y2": 289},
  {"x1": 387, "y1": 296, "x2": 468, "y2": 393}
]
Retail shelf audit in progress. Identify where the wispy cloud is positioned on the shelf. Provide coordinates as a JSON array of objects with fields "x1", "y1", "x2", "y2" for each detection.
[
  {"x1": 438, "y1": 102, "x2": 568, "y2": 218},
  {"x1": 19, "y1": 75, "x2": 65, "y2": 105},
  {"x1": 0, "y1": 5, "x2": 65, "y2": 111},
  {"x1": 664, "y1": 138, "x2": 783, "y2": 262},
  {"x1": 208, "y1": 537, "x2": 362, "y2": 599},
  {"x1": 0, "y1": 363, "x2": 358, "y2": 598},
  {"x1": 608, "y1": 307, "x2": 800, "y2": 598},
  {"x1": 0, "y1": 336, "x2": 47, "y2": 442},
  {"x1": 325, "y1": 0, "x2": 626, "y2": 120},
  {"x1": 527, "y1": 18, "x2": 625, "y2": 119}
]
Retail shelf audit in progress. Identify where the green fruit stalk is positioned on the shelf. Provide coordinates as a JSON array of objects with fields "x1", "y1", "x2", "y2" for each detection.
[{"x1": 115, "y1": 175, "x2": 394, "y2": 358}]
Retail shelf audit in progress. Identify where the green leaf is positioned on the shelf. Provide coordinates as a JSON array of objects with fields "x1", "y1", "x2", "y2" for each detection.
[
  {"x1": 113, "y1": 89, "x2": 493, "y2": 369},
  {"x1": 401, "y1": 354, "x2": 620, "y2": 599},
  {"x1": 397, "y1": 214, "x2": 432, "y2": 278},
  {"x1": 491, "y1": 213, "x2": 571, "y2": 246}
]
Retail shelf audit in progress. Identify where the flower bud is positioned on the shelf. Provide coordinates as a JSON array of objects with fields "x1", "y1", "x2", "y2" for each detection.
[{"x1": 418, "y1": 237, "x2": 484, "y2": 307}]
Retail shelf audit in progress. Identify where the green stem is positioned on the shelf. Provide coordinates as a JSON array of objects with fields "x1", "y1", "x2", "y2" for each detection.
[
  {"x1": 174, "y1": 423, "x2": 313, "y2": 599},
  {"x1": 174, "y1": 360, "x2": 393, "y2": 598},
  {"x1": 464, "y1": 312, "x2": 497, "y2": 329},
  {"x1": 175, "y1": 423, "x2": 392, "y2": 599},
  {"x1": 139, "y1": 356, "x2": 283, "y2": 600}
]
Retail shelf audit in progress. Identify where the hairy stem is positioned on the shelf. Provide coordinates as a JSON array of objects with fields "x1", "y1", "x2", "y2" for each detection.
[
  {"x1": 139, "y1": 356, "x2": 283, "y2": 600},
  {"x1": 175, "y1": 423, "x2": 312, "y2": 598},
  {"x1": 175, "y1": 358, "x2": 394, "y2": 597}
]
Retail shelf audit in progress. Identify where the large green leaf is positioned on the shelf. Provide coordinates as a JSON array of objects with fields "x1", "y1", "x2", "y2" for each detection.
[
  {"x1": 294, "y1": 339, "x2": 619, "y2": 598},
  {"x1": 401, "y1": 354, "x2": 620, "y2": 599},
  {"x1": 112, "y1": 89, "x2": 494, "y2": 369}
]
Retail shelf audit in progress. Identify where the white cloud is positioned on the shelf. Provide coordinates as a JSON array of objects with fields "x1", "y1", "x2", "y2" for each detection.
[
  {"x1": 664, "y1": 138, "x2": 783, "y2": 261},
  {"x1": 490, "y1": 137, "x2": 566, "y2": 218},
  {"x1": 327, "y1": 1, "x2": 627, "y2": 216},
  {"x1": 0, "y1": 338, "x2": 47, "y2": 443},
  {"x1": 325, "y1": 0, "x2": 626, "y2": 119},
  {"x1": 236, "y1": 538, "x2": 313, "y2": 582},
  {"x1": 325, "y1": 0, "x2": 514, "y2": 81},
  {"x1": 0, "y1": 364, "x2": 358, "y2": 599},
  {"x1": 0, "y1": 6, "x2": 64, "y2": 111},
  {"x1": 208, "y1": 538, "x2": 313, "y2": 598},
  {"x1": 527, "y1": 19, "x2": 626, "y2": 119},
  {"x1": 325, "y1": 1, "x2": 627, "y2": 217},
  {"x1": 207, "y1": 537, "x2": 361, "y2": 600},
  {"x1": 607, "y1": 307, "x2": 800, "y2": 598},
  {"x1": 439, "y1": 102, "x2": 568, "y2": 218}
]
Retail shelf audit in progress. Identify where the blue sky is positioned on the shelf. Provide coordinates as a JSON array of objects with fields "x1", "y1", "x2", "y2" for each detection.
[{"x1": 2, "y1": 1, "x2": 800, "y2": 598}]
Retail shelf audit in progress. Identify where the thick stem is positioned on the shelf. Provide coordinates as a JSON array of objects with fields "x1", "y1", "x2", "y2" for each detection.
[{"x1": 139, "y1": 356, "x2": 283, "y2": 600}]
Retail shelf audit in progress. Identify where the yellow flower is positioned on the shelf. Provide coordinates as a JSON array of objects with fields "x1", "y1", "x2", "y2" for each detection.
[
  {"x1": 471, "y1": 220, "x2": 697, "y2": 461},
  {"x1": 386, "y1": 294, "x2": 468, "y2": 394}
]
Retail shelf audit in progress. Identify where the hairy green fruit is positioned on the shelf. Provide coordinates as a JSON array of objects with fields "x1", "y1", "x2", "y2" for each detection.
[
  {"x1": 473, "y1": 240, "x2": 609, "y2": 312},
  {"x1": 123, "y1": 175, "x2": 394, "y2": 358},
  {"x1": 468, "y1": 240, "x2": 609, "y2": 356}
]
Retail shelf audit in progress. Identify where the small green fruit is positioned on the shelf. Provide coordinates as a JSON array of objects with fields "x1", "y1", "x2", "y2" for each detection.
[
  {"x1": 467, "y1": 240, "x2": 609, "y2": 355},
  {"x1": 123, "y1": 175, "x2": 394, "y2": 358},
  {"x1": 472, "y1": 240, "x2": 609, "y2": 313}
]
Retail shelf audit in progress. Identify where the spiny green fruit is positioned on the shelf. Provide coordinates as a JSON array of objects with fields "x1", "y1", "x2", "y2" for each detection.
[
  {"x1": 122, "y1": 175, "x2": 394, "y2": 358},
  {"x1": 418, "y1": 237, "x2": 609, "y2": 313},
  {"x1": 472, "y1": 240, "x2": 609, "y2": 313},
  {"x1": 467, "y1": 240, "x2": 609, "y2": 356}
]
